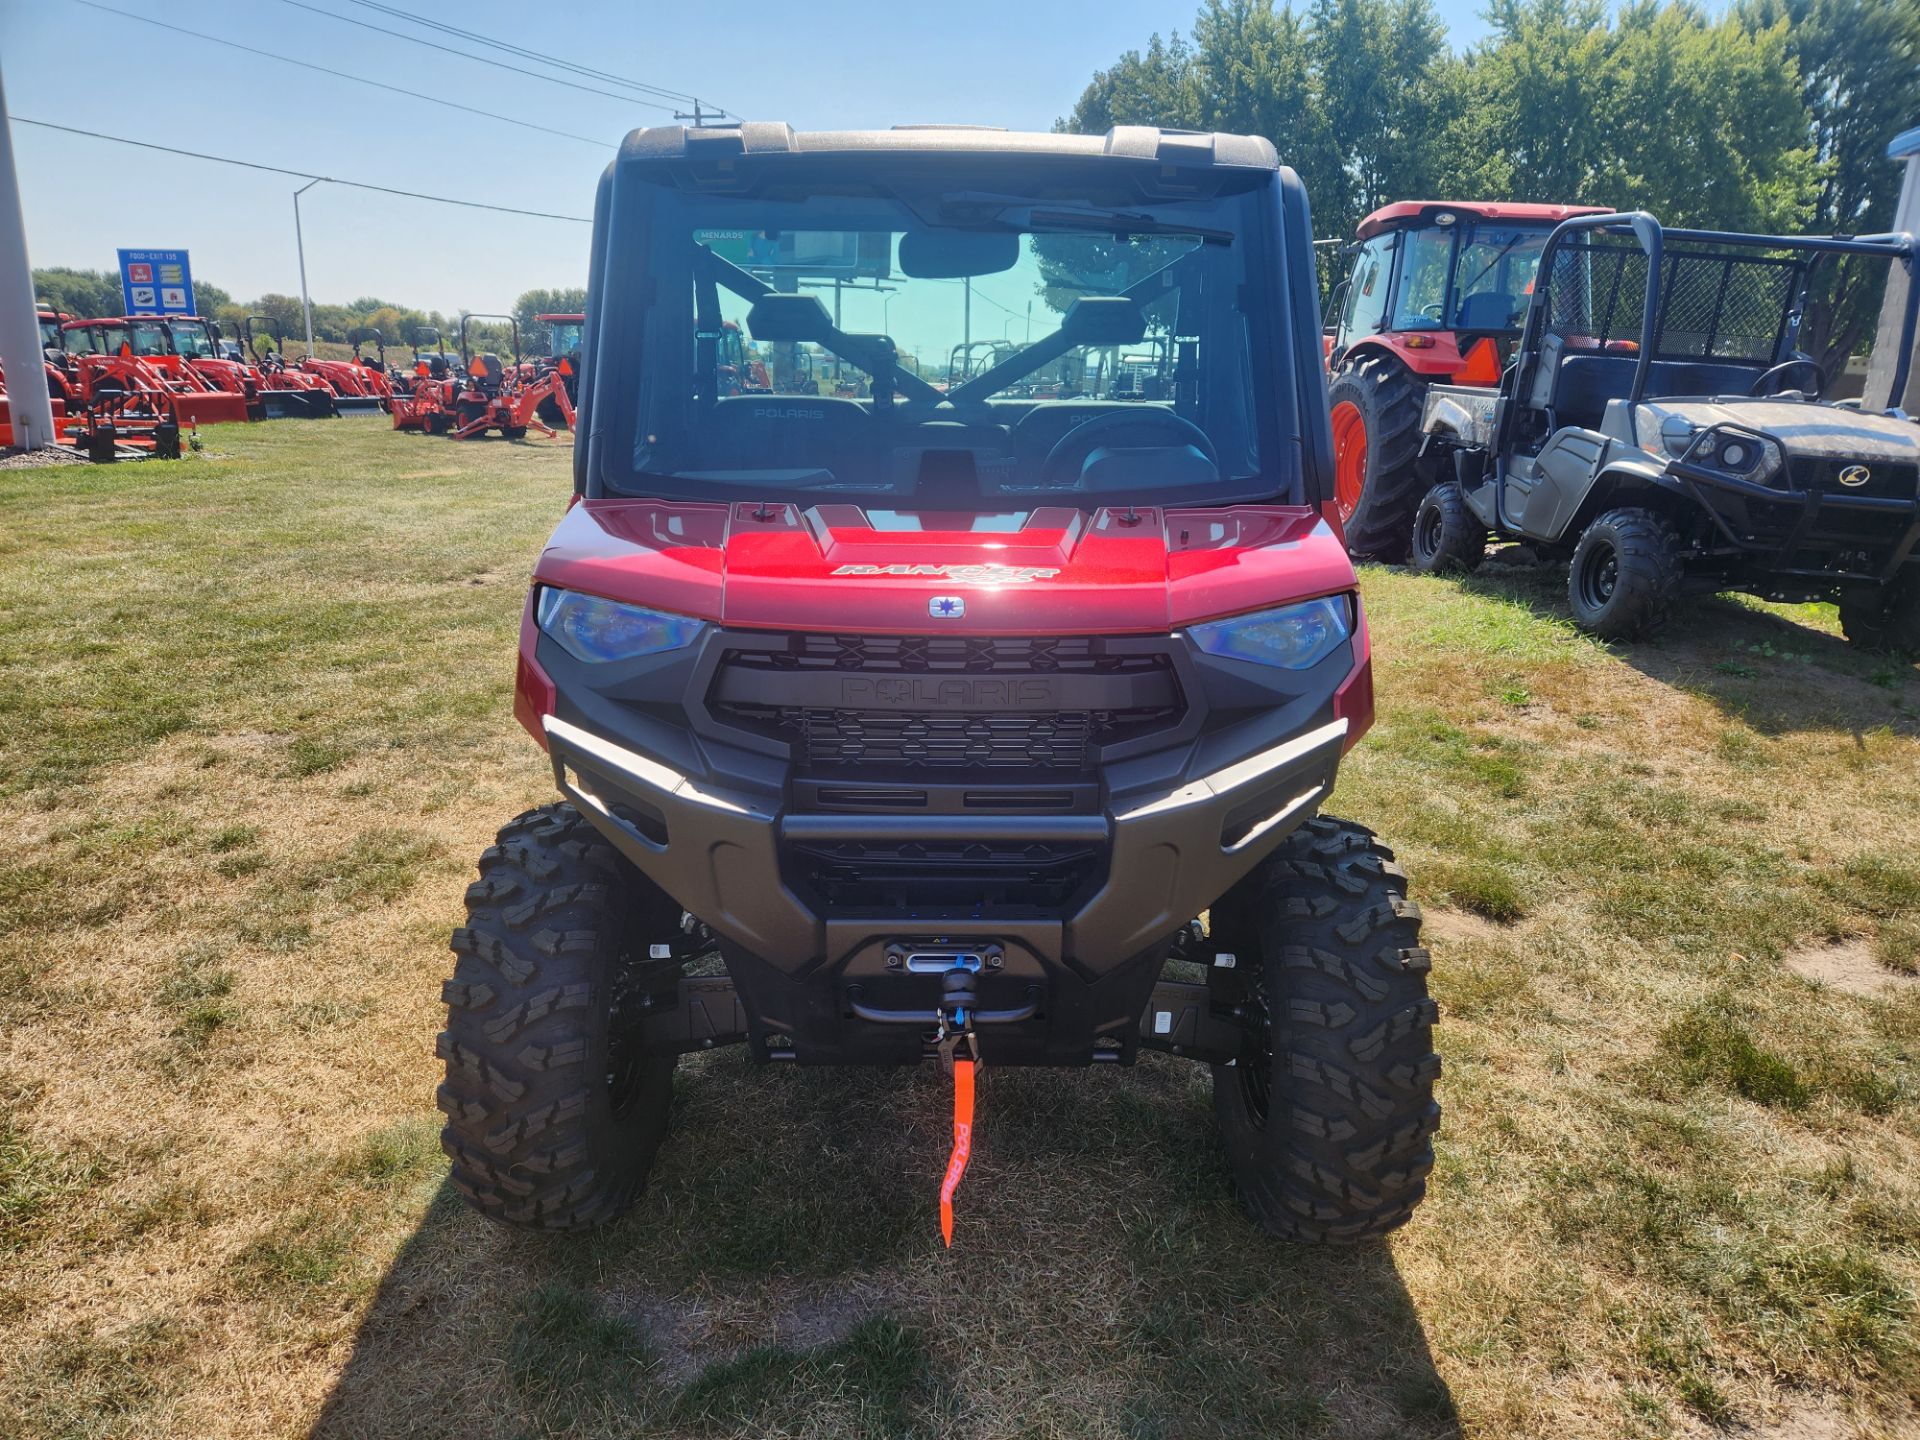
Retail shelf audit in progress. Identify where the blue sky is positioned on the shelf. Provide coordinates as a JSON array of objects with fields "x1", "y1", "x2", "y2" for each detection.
[{"x1": 2, "y1": 1, "x2": 1497, "y2": 317}]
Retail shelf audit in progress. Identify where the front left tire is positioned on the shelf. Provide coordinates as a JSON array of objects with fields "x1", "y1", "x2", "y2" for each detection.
[{"x1": 439, "y1": 804, "x2": 681, "y2": 1231}]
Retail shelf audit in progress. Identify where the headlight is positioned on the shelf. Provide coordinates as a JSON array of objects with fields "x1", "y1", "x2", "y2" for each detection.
[
  {"x1": 534, "y1": 587, "x2": 704, "y2": 664},
  {"x1": 1687, "y1": 428, "x2": 1782, "y2": 479},
  {"x1": 1187, "y1": 596, "x2": 1352, "y2": 669}
]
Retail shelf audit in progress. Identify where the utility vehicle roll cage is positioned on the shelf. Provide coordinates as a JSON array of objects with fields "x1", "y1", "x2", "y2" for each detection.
[{"x1": 1501, "y1": 211, "x2": 1920, "y2": 456}]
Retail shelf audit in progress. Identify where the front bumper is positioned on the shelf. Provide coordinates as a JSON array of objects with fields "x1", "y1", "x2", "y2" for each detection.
[
  {"x1": 545, "y1": 709, "x2": 1346, "y2": 974},
  {"x1": 1669, "y1": 421, "x2": 1920, "y2": 581}
]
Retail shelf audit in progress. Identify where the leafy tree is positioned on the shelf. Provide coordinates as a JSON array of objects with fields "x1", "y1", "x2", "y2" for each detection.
[
  {"x1": 1309, "y1": 0, "x2": 1451, "y2": 231},
  {"x1": 1739, "y1": 0, "x2": 1920, "y2": 371},
  {"x1": 30, "y1": 267, "x2": 122, "y2": 318},
  {"x1": 1058, "y1": 31, "x2": 1200, "y2": 133}
]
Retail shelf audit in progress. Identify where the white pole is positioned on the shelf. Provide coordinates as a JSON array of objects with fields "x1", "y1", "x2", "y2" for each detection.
[
  {"x1": 0, "y1": 67, "x2": 55, "y2": 451},
  {"x1": 294, "y1": 179, "x2": 321, "y2": 353}
]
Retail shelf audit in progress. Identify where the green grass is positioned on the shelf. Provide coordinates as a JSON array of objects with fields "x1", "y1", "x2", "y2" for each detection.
[{"x1": 2, "y1": 421, "x2": 1918, "y2": 1439}]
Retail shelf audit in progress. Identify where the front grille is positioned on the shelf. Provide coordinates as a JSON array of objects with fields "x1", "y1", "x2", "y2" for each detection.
[
  {"x1": 786, "y1": 835, "x2": 1102, "y2": 909},
  {"x1": 722, "y1": 634, "x2": 1165, "y2": 675},
  {"x1": 724, "y1": 704, "x2": 1179, "y2": 770},
  {"x1": 711, "y1": 633, "x2": 1183, "y2": 772},
  {"x1": 1786, "y1": 456, "x2": 1917, "y2": 504}
]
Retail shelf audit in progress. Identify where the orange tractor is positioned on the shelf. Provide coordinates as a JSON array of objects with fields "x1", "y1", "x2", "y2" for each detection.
[
  {"x1": 445, "y1": 313, "x2": 574, "y2": 440},
  {"x1": 294, "y1": 329, "x2": 394, "y2": 413},
  {"x1": 533, "y1": 311, "x2": 584, "y2": 426},
  {"x1": 58, "y1": 317, "x2": 252, "y2": 427},
  {"x1": 389, "y1": 327, "x2": 459, "y2": 433},
  {"x1": 237, "y1": 316, "x2": 337, "y2": 418}
]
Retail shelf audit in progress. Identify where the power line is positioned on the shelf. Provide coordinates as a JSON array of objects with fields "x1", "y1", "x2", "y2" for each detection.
[
  {"x1": 66, "y1": 0, "x2": 613, "y2": 150},
  {"x1": 341, "y1": 0, "x2": 728, "y2": 117},
  {"x1": 271, "y1": 0, "x2": 681, "y2": 114},
  {"x1": 13, "y1": 118, "x2": 591, "y2": 223}
]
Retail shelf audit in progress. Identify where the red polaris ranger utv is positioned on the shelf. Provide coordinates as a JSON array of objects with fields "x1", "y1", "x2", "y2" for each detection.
[
  {"x1": 1326, "y1": 201, "x2": 1609, "y2": 558},
  {"x1": 441, "y1": 123, "x2": 1439, "y2": 1245}
]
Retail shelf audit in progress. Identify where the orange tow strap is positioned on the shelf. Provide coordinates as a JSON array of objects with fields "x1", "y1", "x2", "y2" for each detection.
[{"x1": 939, "y1": 1058, "x2": 975, "y2": 1247}]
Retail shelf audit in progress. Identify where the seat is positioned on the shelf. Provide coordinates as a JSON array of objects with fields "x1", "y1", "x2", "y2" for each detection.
[
  {"x1": 1456, "y1": 291, "x2": 1517, "y2": 332},
  {"x1": 697, "y1": 395, "x2": 873, "y2": 473}
]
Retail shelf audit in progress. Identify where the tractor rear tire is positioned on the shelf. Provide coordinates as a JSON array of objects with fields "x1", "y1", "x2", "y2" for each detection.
[
  {"x1": 1328, "y1": 354, "x2": 1428, "y2": 563},
  {"x1": 1210, "y1": 816, "x2": 1440, "y2": 1243},
  {"x1": 438, "y1": 803, "x2": 682, "y2": 1232},
  {"x1": 1567, "y1": 507, "x2": 1684, "y2": 640},
  {"x1": 1410, "y1": 482, "x2": 1486, "y2": 575},
  {"x1": 1839, "y1": 570, "x2": 1920, "y2": 657},
  {"x1": 503, "y1": 425, "x2": 529, "y2": 441}
]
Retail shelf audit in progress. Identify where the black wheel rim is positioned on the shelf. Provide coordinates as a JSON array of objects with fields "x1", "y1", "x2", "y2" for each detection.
[
  {"x1": 1235, "y1": 971, "x2": 1273, "y2": 1129},
  {"x1": 1415, "y1": 501, "x2": 1445, "y2": 562},
  {"x1": 604, "y1": 958, "x2": 651, "y2": 1119},
  {"x1": 1577, "y1": 538, "x2": 1619, "y2": 611}
]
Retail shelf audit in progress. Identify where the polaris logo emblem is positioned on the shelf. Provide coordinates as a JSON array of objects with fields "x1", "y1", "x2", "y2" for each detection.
[
  {"x1": 831, "y1": 564, "x2": 1062, "y2": 584},
  {"x1": 1839, "y1": 465, "x2": 1872, "y2": 488},
  {"x1": 930, "y1": 595, "x2": 965, "y2": 619}
]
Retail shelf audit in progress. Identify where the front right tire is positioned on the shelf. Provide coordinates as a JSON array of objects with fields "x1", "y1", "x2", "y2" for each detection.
[
  {"x1": 1839, "y1": 569, "x2": 1920, "y2": 656},
  {"x1": 1210, "y1": 816, "x2": 1441, "y2": 1242},
  {"x1": 438, "y1": 804, "x2": 681, "y2": 1231}
]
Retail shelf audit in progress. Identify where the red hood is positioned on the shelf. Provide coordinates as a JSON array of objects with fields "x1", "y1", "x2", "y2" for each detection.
[{"x1": 535, "y1": 499, "x2": 1356, "y2": 633}]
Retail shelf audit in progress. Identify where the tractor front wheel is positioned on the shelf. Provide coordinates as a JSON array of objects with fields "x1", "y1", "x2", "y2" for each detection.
[{"x1": 1328, "y1": 354, "x2": 1428, "y2": 562}]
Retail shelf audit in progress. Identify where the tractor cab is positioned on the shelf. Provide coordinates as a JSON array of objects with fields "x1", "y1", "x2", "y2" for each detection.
[
  {"x1": 1329, "y1": 202, "x2": 1612, "y2": 381},
  {"x1": 165, "y1": 316, "x2": 221, "y2": 360},
  {"x1": 63, "y1": 317, "x2": 175, "y2": 359},
  {"x1": 1324, "y1": 200, "x2": 1610, "y2": 559},
  {"x1": 37, "y1": 308, "x2": 70, "y2": 353}
]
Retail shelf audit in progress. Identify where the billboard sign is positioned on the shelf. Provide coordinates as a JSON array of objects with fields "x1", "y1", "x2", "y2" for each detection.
[
  {"x1": 117, "y1": 248, "x2": 195, "y2": 315},
  {"x1": 696, "y1": 229, "x2": 890, "y2": 281}
]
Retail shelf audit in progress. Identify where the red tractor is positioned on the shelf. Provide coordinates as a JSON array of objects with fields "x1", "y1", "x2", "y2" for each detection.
[
  {"x1": 1325, "y1": 201, "x2": 1609, "y2": 558},
  {"x1": 533, "y1": 311, "x2": 586, "y2": 426},
  {"x1": 294, "y1": 329, "x2": 393, "y2": 413},
  {"x1": 57, "y1": 317, "x2": 252, "y2": 427},
  {"x1": 159, "y1": 315, "x2": 266, "y2": 421},
  {"x1": 237, "y1": 316, "x2": 337, "y2": 418}
]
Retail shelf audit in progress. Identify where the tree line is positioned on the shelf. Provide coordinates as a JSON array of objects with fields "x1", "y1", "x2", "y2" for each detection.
[
  {"x1": 29, "y1": 268, "x2": 586, "y2": 357},
  {"x1": 1062, "y1": 0, "x2": 1920, "y2": 370}
]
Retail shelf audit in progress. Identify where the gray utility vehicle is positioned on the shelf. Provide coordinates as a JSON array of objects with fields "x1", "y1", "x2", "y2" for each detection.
[{"x1": 1408, "y1": 212, "x2": 1920, "y2": 647}]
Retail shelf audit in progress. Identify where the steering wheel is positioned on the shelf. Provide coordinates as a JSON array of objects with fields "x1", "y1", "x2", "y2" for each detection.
[
  {"x1": 1420, "y1": 303, "x2": 1445, "y2": 322},
  {"x1": 1748, "y1": 358, "x2": 1826, "y2": 398},
  {"x1": 1036, "y1": 409, "x2": 1218, "y2": 489}
]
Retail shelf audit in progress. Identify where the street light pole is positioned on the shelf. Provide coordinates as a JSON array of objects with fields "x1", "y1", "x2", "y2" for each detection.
[
  {"x1": 0, "y1": 66, "x2": 54, "y2": 450},
  {"x1": 293, "y1": 179, "x2": 321, "y2": 353}
]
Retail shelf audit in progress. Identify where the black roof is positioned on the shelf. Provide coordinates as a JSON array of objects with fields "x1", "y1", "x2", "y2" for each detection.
[{"x1": 619, "y1": 122, "x2": 1279, "y2": 174}]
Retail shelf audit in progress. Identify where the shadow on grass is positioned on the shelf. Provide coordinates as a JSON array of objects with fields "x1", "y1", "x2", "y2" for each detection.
[
  {"x1": 311, "y1": 1059, "x2": 1457, "y2": 1439},
  {"x1": 1454, "y1": 550, "x2": 1918, "y2": 738}
]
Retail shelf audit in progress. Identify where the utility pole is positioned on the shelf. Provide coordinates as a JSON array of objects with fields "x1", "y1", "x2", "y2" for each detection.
[
  {"x1": 293, "y1": 179, "x2": 321, "y2": 354},
  {"x1": 0, "y1": 66, "x2": 54, "y2": 450},
  {"x1": 964, "y1": 277, "x2": 971, "y2": 352}
]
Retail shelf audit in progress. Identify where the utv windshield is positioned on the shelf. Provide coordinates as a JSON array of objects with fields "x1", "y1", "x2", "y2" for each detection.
[
  {"x1": 1393, "y1": 221, "x2": 1553, "y2": 333},
  {"x1": 618, "y1": 176, "x2": 1281, "y2": 506}
]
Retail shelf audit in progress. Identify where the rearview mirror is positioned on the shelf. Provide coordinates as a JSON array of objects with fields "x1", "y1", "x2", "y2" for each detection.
[
  {"x1": 898, "y1": 230, "x2": 1019, "y2": 279},
  {"x1": 1059, "y1": 296, "x2": 1147, "y2": 347},
  {"x1": 744, "y1": 294, "x2": 833, "y2": 342}
]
